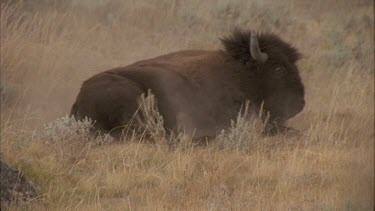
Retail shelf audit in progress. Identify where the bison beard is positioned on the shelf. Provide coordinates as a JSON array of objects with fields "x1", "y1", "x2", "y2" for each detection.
[{"x1": 71, "y1": 29, "x2": 305, "y2": 139}]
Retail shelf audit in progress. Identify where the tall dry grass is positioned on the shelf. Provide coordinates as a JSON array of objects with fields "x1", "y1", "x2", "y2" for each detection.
[{"x1": 1, "y1": 0, "x2": 374, "y2": 210}]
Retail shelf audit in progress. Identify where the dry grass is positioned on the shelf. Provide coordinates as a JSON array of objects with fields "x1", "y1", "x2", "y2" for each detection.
[{"x1": 1, "y1": 0, "x2": 374, "y2": 210}]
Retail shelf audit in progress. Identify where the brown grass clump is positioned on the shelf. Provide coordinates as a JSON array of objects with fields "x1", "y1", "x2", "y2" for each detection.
[{"x1": 1, "y1": 0, "x2": 374, "y2": 210}]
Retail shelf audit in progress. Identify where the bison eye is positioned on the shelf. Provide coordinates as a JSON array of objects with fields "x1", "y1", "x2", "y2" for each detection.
[{"x1": 274, "y1": 67, "x2": 285, "y2": 76}]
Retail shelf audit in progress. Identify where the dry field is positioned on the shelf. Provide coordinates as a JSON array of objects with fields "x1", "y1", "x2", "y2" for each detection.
[{"x1": 1, "y1": 0, "x2": 374, "y2": 210}]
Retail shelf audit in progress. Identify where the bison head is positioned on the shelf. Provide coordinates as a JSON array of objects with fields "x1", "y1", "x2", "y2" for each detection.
[{"x1": 222, "y1": 29, "x2": 305, "y2": 129}]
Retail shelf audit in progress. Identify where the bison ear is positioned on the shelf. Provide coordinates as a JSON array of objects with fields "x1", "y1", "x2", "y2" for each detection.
[
  {"x1": 257, "y1": 33, "x2": 301, "y2": 64},
  {"x1": 285, "y1": 44, "x2": 302, "y2": 63}
]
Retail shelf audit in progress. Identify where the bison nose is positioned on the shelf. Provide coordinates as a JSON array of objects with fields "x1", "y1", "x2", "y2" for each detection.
[
  {"x1": 286, "y1": 98, "x2": 305, "y2": 118},
  {"x1": 299, "y1": 99, "x2": 305, "y2": 108},
  {"x1": 295, "y1": 98, "x2": 305, "y2": 114}
]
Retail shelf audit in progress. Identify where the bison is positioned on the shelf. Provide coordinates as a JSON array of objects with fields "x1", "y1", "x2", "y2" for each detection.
[{"x1": 70, "y1": 29, "x2": 305, "y2": 138}]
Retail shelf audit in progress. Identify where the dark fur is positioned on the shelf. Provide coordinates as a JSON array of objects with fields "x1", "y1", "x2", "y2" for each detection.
[{"x1": 71, "y1": 29, "x2": 305, "y2": 138}]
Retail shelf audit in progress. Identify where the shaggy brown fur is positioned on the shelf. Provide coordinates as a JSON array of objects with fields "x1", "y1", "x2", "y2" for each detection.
[{"x1": 71, "y1": 29, "x2": 305, "y2": 138}]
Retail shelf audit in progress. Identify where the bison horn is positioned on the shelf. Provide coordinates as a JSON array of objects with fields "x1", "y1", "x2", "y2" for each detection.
[{"x1": 250, "y1": 33, "x2": 268, "y2": 63}]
